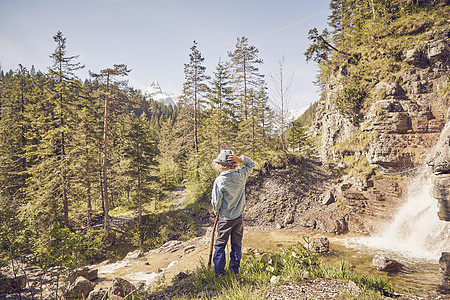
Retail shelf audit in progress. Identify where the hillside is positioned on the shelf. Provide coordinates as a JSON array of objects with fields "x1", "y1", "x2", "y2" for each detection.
[
  {"x1": 243, "y1": 154, "x2": 406, "y2": 237},
  {"x1": 309, "y1": 2, "x2": 449, "y2": 173}
]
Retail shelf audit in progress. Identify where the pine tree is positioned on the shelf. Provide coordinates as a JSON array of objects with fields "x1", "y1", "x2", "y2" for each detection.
[
  {"x1": 178, "y1": 41, "x2": 210, "y2": 179},
  {"x1": 90, "y1": 64, "x2": 131, "y2": 240},
  {"x1": 70, "y1": 80, "x2": 103, "y2": 227},
  {"x1": 0, "y1": 66, "x2": 30, "y2": 207},
  {"x1": 255, "y1": 85, "x2": 273, "y2": 149},
  {"x1": 23, "y1": 31, "x2": 84, "y2": 231},
  {"x1": 48, "y1": 31, "x2": 84, "y2": 228},
  {"x1": 180, "y1": 41, "x2": 210, "y2": 156},
  {"x1": 204, "y1": 59, "x2": 236, "y2": 152},
  {"x1": 228, "y1": 36, "x2": 265, "y2": 121},
  {"x1": 288, "y1": 119, "x2": 307, "y2": 152},
  {"x1": 122, "y1": 113, "x2": 158, "y2": 227}
]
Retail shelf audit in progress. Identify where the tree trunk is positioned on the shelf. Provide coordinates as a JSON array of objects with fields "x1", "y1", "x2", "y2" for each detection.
[
  {"x1": 87, "y1": 178, "x2": 92, "y2": 228},
  {"x1": 138, "y1": 174, "x2": 142, "y2": 225},
  {"x1": 60, "y1": 95, "x2": 69, "y2": 228},
  {"x1": 103, "y1": 74, "x2": 110, "y2": 240}
]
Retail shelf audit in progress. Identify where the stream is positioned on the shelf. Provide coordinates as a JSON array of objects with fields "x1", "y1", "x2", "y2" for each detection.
[{"x1": 243, "y1": 227, "x2": 440, "y2": 296}]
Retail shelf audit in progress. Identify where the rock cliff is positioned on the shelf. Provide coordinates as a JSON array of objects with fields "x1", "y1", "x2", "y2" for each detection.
[
  {"x1": 304, "y1": 5, "x2": 450, "y2": 236},
  {"x1": 311, "y1": 24, "x2": 449, "y2": 173}
]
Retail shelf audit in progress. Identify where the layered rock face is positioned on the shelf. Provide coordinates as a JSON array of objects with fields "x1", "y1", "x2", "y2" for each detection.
[
  {"x1": 428, "y1": 114, "x2": 450, "y2": 294},
  {"x1": 309, "y1": 21, "x2": 450, "y2": 294},
  {"x1": 311, "y1": 25, "x2": 449, "y2": 173},
  {"x1": 428, "y1": 118, "x2": 450, "y2": 221}
]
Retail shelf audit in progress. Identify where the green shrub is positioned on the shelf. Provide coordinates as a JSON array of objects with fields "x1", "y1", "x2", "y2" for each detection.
[
  {"x1": 336, "y1": 84, "x2": 367, "y2": 122},
  {"x1": 132, "y1": 210, "x2": 197, "y2": 250}
]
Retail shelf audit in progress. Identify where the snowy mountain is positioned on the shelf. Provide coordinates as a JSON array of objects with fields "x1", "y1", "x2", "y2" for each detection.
[
  {"x1": 271, "y1": 105, "x2": 310, "y2": 133},
  {"x1": 287, "y1": 105, "x2": 310, "y2": 123},
  {"x1": 142, "y1": 80, "x2": 178, "y2": 106}
]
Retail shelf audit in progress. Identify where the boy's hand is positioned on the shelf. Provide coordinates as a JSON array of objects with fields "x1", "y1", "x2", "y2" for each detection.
[{"x1": 227, "y1": 154, "x2": 242, "y2": 164}]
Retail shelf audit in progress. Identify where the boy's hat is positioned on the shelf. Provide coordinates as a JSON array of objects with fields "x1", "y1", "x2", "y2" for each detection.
[{"x1": 214, "y1": 150, "x2": 235, "y2": 166}]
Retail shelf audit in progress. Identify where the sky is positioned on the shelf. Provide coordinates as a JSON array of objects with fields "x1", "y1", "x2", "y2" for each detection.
[{"x1": 0, "y1": 0, "x2": 331, "y2": 110}]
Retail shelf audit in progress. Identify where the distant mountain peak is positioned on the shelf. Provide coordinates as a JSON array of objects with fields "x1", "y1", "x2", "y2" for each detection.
[{"x1": 142, "y1": 80, "x2": 177, "y2": 106}]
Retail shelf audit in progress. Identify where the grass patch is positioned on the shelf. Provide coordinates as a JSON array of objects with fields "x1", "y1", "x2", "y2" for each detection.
[{"x1": 143, "y1": 238, "x2": 394, "y2": 299}]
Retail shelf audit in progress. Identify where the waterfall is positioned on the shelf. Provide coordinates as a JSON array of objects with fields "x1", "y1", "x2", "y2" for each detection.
[
  {"x1": 376, "y1": 167, "x2": 449, "y2": 259},
  {"x1": 343, "y1": 166, "x2": 450, "y2": 261}
]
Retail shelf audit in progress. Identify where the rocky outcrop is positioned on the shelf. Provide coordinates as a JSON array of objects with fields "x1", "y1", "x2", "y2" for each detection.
[
  {"x1": 428, "y1": 116, "x2": 450, "y2": 221},
  {"x1": 69, "y1": 267, "x2": 98, "y2": 283},
  {"x1": 301, "y1": 210, "x2": 348, "y2": 235},
  {"x1": 428, "y1": 116, "x2": 450, "y2": 294},
  {"x1": 310, "y1": 25, "x2": 449, "y2": 173}
]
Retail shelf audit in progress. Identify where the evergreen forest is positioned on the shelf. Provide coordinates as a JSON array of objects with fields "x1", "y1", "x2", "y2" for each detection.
[{"x1": 0, "y1": 31, "x2": 303, "y2": 273}]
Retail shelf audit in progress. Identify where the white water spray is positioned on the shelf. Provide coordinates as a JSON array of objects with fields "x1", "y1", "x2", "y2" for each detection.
[{"x1": 344, "y1": 166, "x2": 450, "y2": 261}]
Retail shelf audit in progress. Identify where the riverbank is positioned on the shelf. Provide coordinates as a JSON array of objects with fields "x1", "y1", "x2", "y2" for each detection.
[{"x1": 86, "y1": 226, "x2": 443, "y2": 299}]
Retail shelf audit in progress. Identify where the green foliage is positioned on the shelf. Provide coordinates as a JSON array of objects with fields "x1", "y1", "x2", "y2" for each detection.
[
  {"x1": 228, "y1": 36, "x2": 265, "y2": 121},
  {"x1": 241, "y1": 239, "x2": 392, "y2": 293},
  {"x1": 183, "y1": 176, "x2": 213, "y2": 211},
  {"x1": 0, "y1": 207, "x2": 34, "y2": 261},
  {"x1": 308, "y1": 0, "x2": 449, "y2": 122},
  {"x1": 335, "y1": 84, "x2": 366, "y2": 122},
  {"x1": 33, "y1": 227, "x2": 104, "y2": 270},
  {"x1": 131, "y1": 210, "x2": 197, "y2": 250},
  {"x1": 304, "y1": 27, "x2": 336, "y2": 63}
]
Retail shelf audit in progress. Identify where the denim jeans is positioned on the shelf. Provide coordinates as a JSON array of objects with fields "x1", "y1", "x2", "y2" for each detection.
[{"x1": 213, "y1": 216, "x2": 243, "y2": 275}]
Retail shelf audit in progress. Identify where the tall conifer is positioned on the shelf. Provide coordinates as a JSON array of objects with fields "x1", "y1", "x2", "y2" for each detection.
[
  {"x1": 122, "y1": 113, "x2": 158, "y2": 228},
  {"x1": 205, "y1": 59, "x2": 235, "y2": 152},
  {"x1": 0, "y1": 66, "x2": 30, "y2": 207},
  {"x1": 24, "y1": 32, "x2": 84, "y2": 230},
  {"x1": 49, "y1": 31, "x2": 84, "y2": 227},
  {"x1": 180, "y1": 41, "x2": 210, "y2": 156},
  {"x1": 90, "y1": 64, "x2": 131, "y2": 240},
  {"x1": 228, "y1": 36, "x2": 265, "y2": 121}
]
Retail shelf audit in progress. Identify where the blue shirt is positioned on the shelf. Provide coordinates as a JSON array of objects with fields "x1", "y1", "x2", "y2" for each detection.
[{"x1": 211, "y1": 156, "x2": 255, "y2": 220}]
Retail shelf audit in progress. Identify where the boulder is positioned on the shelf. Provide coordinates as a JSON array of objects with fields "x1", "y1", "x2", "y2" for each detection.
[
  {"x1": 307, "y1": 237, "x2": 330, "y2": 253},
  {"x1": 65, "y1": 276, "x2": 94, "y2": 300},
  {"x1": 322, "y1": 191, "x2": 335, "y2": 205},
  {"x1": 284, "y1": 213, "x2": 294, "y2": 225},
  {"x1": 70, "y1": 267, "x2": 98, "y2": 282},
  {"x1": 109, "y1": 277, "x2": 136, "y2": 298},
  {"x1": 372, "y1": 255, "x2": 404, "y2": 271},
  {"x1": 87, "y1": 288, "x2": 107, "y2": 300},
  {"x1": 405, "y1": 48, "x2": 426, "y2": 65}
]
